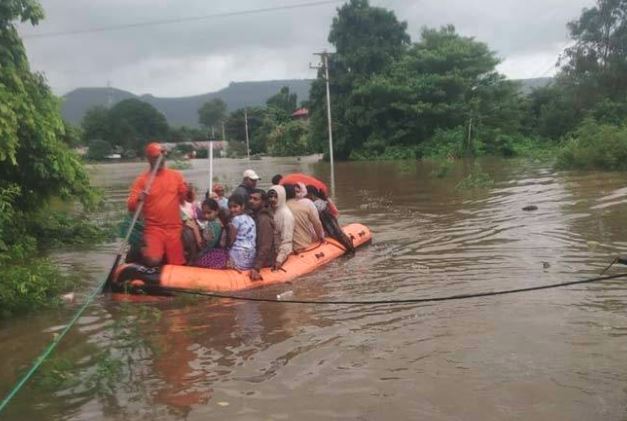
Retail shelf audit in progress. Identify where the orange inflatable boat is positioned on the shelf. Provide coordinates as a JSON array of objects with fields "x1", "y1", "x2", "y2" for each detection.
[{"x1": 112, "y1": 223, "x2": 371, "y2": 295}]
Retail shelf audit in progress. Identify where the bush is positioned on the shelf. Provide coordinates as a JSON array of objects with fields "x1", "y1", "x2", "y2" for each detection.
[
  {"x1": 556, "y1": 119, "x2": 627, "y2": 170},
  {"x1": 418, "y1": 127, "x2": 466, "y2": 159},
  {"x1": 0, "y1": 251, "x2": 74, "y2": 317},
  {"x1": 267, "y1": 121, "x2": 312, "y2": 156},
  {"x1": 350, "y1": 145, "x2": 418, "y2": 160},
  {"x1": 87, "y1": 139, "x2": 112, "y2": 160}
]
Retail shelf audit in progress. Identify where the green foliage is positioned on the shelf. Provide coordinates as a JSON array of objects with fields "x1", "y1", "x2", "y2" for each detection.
[
  {"x1": 0, "y1": 254, "x2": 73, "y2": 317},
  {"x1": 226, "y1": 140, "x2": 247, "y2": 158},
  {"x1": 328, "y1": 0, "x2": 410, "y2": 77},
  {"x1": 350, "y1": 26, "x2": 522, "y2": 158},
  {"x1": 525, "y1": 0, "x2": 627, "y2": 141},
  {"x1": 556, "y1": 119, "x2": 627, "y2": 170},
  {"x1": 80, "y1": 100, "x2": 169, "y2": 158},
  {"x1": 266, "y1": 86, "x2": 297, "y2": 115},
  {"x1": 108, "y1": 99, "x2": 169, "y2": 156},
  {"x1": 224, "y1": 107, "x2": 266, "y2": 153},
  {"x1": 418, "y1": 127, "x2": 467, "y2": 159},
  {"x1": 267, "y1": 120, "x2": 311, "y2": 156},
  {"x1": 0, "y1": 0, "x2": 97, "y2": 210},
  {"x1": 455, "y1": 164, "x2": 494, "y2": 191},
  {"x1": 0, "y1": 2, "x2": 109, "y2": 316},
  {"x1": 81, "y1": 106, "x2": 110, "y2": 143},
  {"x1": 168, "y1": 126, "x2": 206, "y2": 142},
  {"x1": 60, "y1": 121, "x2": 82, "y2": 147},
  {"x1": 562, "y1": 0, "x2": 627, "y2": 101},
  {"x1": 198, "y1": 98, "x2": 227, "y2": 131},
  {"x1": 29, "y1": 211, "x2": 115, "y2": 249},
  {"x1": 86, "y1": 139, "x2": 112, "y2": 160},
  {"x1": 309, "y1": 0, "x2": 410, "y2": 159}
]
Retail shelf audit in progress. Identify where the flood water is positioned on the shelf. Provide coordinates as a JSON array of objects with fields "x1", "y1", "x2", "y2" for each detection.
[{"x1": 2, "y1": 157, "x2": 627, "y2": 420}]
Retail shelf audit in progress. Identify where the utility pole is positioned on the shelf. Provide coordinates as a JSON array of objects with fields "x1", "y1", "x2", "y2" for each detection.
[
  {"x1": 221, "y1": 121, "x2": 226, "y2": 142},
  {"x1": 244, "y1": 108, "x2": 250, "y2": 160},
  {"x1": 311, "y1": 50, "x2": 335, "y2": 197}
]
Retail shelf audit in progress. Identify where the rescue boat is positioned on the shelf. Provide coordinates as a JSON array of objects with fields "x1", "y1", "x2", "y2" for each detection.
[{"x1": 112, "y1": 223, "x2": 371, "y2": 295}]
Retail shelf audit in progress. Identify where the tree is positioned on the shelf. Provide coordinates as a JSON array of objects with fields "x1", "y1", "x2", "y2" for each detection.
[
  {"x1": 339, "y1": 25, "x2": 523, "y2": 157},
  {"x1": 267, "y1": 121, "x2": 311, "y2": 156},
  {"x1": 81, "y1": 106, "x2": 110, "y2": 144},
  {"x1": 266, "y1": 86, "x2": 298, "y2": 115},
  {"x1": 224, "y1": 107, "x2": 266, "y2": 154},
  {"x1": 86, "y1": 139, "x2": 112, "y2": 160},
  {"x1": 561, "y1": 0, "x2": 627, "y2": 100},
  {"x1": 60, "y1": 121, "x2": 83, "y2": 147},
  {"x1": 528, "y1": 0, "x2": 627, "y2": 140},
  {"x1": 168, "y1": 126, "x2": 206, "y2": 143},
  {"x1": 308, "y1": 0, "x2": 411, "y2": 159},
  {"x1": 0, "y1": 0, "x2": 95, "y2": 209},
  {"x1": 103, "y1": 99, "x2": 169, "y2": 156},
  {"x1": 198, "y1": 98, "x2": 227, "y2": 137}
]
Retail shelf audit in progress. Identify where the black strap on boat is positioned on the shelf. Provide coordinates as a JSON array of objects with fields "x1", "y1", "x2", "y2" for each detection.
[{"x1": 168, "y1": 272, "x2": 627, "y2": 305}]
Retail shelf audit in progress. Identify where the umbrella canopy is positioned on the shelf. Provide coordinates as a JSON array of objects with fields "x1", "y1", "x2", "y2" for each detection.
[{"x1": 279, "y1": 173, "x2": 328, "y2": 195}]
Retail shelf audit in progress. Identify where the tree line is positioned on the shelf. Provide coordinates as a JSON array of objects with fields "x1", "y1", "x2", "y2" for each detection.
[
  {"x1": 79, "y1": 84, "x2": 311, "y2": 160},
  {"x1": 306, "y1": 0, "x2": 627, "y2": 165},
  {"x1": 78, "y1": 0, "x2": 627, "y2": 167}
]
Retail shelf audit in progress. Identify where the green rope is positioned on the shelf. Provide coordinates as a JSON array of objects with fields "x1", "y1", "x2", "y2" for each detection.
[{"x1": 0, "y1": 277, "x2": 107, "y2": 414}]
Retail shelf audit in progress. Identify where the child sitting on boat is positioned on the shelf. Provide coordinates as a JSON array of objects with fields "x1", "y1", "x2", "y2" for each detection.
[
  {"x1": 194, "y1": 199, "x2": 229, "y2": 268},
  {"x1": 226, "y1": 195, "x2": 257, "y2": 270},
  {"x1": 194, "y1": 195, "x2": 256, "y2": 270}
]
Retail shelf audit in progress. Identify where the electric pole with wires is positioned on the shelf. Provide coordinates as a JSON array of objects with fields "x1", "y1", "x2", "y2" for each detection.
[{"x1": 310, "y1": 50, "x2": 335, "y2": 197}]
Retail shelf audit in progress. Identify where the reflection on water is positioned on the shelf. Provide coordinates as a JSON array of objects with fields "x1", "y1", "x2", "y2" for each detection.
[{"x1": 2, "y1": 157, "x2": 627, "y2": 420}]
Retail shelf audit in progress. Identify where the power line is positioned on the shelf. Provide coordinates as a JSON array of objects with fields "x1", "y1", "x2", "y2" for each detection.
[
  {"x1": 166, "y1": 272, "x2": 627, "y2": 305},
  {"x1": 22, "y1": 0, "x2": 345, "y2": 40}
]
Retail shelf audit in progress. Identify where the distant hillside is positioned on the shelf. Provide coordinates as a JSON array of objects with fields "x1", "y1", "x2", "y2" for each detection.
[
  {"x1": 62, "y1": 77, "x2": 552, "y2": 127},
  {"x1": 61, "y1": 79, "x2": 313, "y2": 127}
]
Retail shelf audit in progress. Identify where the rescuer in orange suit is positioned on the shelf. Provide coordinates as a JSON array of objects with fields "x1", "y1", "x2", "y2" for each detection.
[{"x1": 127, "y1": 142, "x2": 188, "y2": 266}]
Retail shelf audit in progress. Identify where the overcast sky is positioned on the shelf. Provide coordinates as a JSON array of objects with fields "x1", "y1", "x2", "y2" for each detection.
[{"x1": 17, "y1": 0, "x2": 594, "y2": 97}]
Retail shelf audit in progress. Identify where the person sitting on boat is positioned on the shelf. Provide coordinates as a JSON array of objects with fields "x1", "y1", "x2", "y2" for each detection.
[
  {"x1": 248, "y1": 189, "x2": 277, "y2": 281},
  {"x1": 210, "y1": 183, "x2": 229, "y2": 211},
  {"x1": 226, "y1": 194, "x2": 257, "y2": 270},
  {"x1": 307, "y1": 185, "x2": 355, "y2": 255},
  {"x1": 181, "y1": 183, "x2": 203, "y2": 262},
  {"x1": 285, "y1": 184, "x2": 325, "y2": 253},
  {"x1": 271, "y1": 174, "x2": 283, "y2": 185},
  {"x1": 127, "y1": 142, "x2": 188, "y2": 267},
  {"x1": 194, "y1": 198, "x2": 229, "y2": 268},
  {"x1": 268, "y1": 185, "x2": 294, "y2": 271},
  {"x1": 232, "y1": 169, "x2": 261, "y2": 206}
]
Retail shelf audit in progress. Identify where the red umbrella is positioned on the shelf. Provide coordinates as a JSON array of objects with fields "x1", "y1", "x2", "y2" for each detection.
[{"x1": 279, "y1": 173, "x2": 328, "y2": 195}]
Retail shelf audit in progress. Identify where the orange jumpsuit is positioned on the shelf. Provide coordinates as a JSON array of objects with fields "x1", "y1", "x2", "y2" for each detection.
[{"x1": 127, "y1": 168, "x2": 187, "y2": 265}]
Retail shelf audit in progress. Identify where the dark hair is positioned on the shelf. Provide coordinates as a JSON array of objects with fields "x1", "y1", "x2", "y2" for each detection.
[
  {"x1": 228, "y1": 194, "x2": 246, "y2": 207},
  {"x1": 284, "y1": 184, "x2": 296, "y2": 200},
  {"x1": 306, "y1": 185, "x2": 319, "y2": 197},
  {"x1": 250, "y1": 188, "x2": 267, "y2": 200},
  {"x1": 202, "y1": 198, "x2": 219, "y2": 211},
  {"x1": 271, "y1": 174, "x2": 283, "y2": 185},
  {"x1": 202, "y1": 198, "x2": 228, "y2": 226},
  {"x1": 318, "y1": 189, "x2": 328, "y2": 201}
]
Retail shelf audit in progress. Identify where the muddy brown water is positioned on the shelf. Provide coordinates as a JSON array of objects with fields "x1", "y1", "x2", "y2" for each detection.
[{"x1": 1, "y1": 157, "x2": 627, "y2": 420}]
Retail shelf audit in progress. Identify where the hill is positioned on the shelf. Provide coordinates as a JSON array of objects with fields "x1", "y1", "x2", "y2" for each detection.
[
  {"x1": 61, "y1": 79, "x2": 313, "y2": 127},
  {"x1": 61, "y1": 77, "x2": 552, "y2": 127}
]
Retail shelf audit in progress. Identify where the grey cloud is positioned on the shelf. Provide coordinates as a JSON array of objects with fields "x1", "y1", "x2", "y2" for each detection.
[{"x1": 19, "y1": 0, "x2": 595, "y2": 96}]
